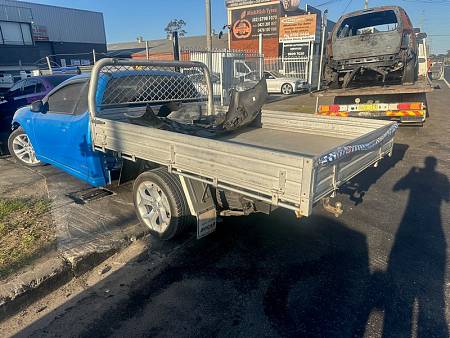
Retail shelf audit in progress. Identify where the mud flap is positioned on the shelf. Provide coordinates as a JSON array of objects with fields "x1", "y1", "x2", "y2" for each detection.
[{"x1": 178, "y1": 176, "x2": 217, "y2": 239}]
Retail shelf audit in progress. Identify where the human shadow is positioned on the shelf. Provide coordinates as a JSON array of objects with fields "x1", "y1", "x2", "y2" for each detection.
[
  {"x1": 382, "y1": 157, "x2": 449, "y2": 337},
  {"x1": 340, "y1": 143, "x2": 409, "y2": 205},
  {"x1": 11, "y1": 210, "x2": 373, "y2": 337}
]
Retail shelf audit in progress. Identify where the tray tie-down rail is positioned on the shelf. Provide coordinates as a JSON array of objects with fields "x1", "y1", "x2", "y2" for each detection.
[{"x1": 317, "y1": 123, "x2": 398, "y2": 166}]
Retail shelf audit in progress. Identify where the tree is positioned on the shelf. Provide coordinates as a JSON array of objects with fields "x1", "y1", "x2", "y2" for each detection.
[{"x1": 164, "y1": 19, "x2": 187, "y2": 39}]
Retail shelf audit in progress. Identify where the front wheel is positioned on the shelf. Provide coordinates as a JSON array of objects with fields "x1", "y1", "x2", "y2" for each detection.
[
  {"x1": 281, "y1": 83, "x2": 294, "y2": 95},
  {"x1": 133, "y1": 167, "x2": 192, "y2": 240},
  {"x1": 8, "y1": 127, "x2": 42, "y2": 167}
]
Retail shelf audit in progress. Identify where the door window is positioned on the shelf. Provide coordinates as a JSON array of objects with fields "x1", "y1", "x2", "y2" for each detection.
[
  {"x1": 73, "y1": 83, "x2": 89, "y2": 115},
  {"x1": 35, "y1": 80, "x2": 45, "y2": 94},
  {"x1": 47, "y1": 82, "x2": 86, "y2": 114},
  {"x1": 8, "y1": 80, "x2": 24, "y2": 96},
  {"x1": 22, "y1": 79, "x2": 37, "y2": 95}
]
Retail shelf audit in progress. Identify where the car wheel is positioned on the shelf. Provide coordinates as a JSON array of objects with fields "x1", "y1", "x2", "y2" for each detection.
[
  {"x1": 324, "y1": 63, "x2": 339, "y2": 89},
  {"x1": 8, "y1": 127, "x2": 42, "y2": 167},
  {"x1": 133, "y1": 167, "x2": 192, "y2": 240},
  {"x1": 281, "y1": 83, "x2": 293, "y2": 95}
]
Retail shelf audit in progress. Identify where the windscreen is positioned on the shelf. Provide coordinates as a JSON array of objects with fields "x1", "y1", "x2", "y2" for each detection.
[
  {"x1": 337, "y1": 10, "x2": 399, "y2": 38},
  {"x1": 45, "y1": 75, "x2": 73, "y2": 87}
]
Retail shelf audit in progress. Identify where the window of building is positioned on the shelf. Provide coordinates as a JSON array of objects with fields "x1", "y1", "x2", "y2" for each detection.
[
  {"x1": 0, "y1": 21, "x2": 33, "y2": 45},
  {"x1": 20, "y1": 23, "x2": 32, "y2": 45}
]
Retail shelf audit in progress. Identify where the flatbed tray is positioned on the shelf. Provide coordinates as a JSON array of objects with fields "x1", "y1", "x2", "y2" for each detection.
[{"x1": 312, "y1": 78, "x2": 433, "y2": 97}]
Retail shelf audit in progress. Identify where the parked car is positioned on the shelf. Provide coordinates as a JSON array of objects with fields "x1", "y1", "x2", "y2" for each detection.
[
  {"x1": 0, "y1": 75, "x2": 74, "y2": 132},
  {"x1": 264, "y1": 71, "x2": 309, "y2": 95},
  {"x1": 324, "y1": 6, "x2": 418, "y2": 88}
]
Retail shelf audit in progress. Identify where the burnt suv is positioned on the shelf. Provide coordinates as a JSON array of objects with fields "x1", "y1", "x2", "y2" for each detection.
[{"x1": 324, "y1": 6, "x2": 418, "y2": 88}]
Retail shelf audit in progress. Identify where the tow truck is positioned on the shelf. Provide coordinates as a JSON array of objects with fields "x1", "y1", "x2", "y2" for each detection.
[{"x1": 314, "y1": 77, "x2": 432, "y2": 125}]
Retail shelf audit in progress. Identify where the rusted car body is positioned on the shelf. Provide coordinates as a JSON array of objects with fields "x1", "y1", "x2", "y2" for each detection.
[{"x1": 324, "y1": 6, "x2": 418, "y2": 88}]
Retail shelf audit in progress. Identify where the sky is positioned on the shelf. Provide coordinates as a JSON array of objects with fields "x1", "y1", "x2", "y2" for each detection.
[{"x1": 29, "y1": 0, "x2": 450, "y2": 54}]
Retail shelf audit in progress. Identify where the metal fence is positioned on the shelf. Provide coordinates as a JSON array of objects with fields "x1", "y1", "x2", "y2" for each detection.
[
  {"x1": 181, "y1": 49, "x2": 264, "y2": 105},
  {"x1": 38, "y1": 48, "x2": 312, "y2": 105},
  {"x1": 264, "y1": 57, "x2": 309, "y2": 81}
]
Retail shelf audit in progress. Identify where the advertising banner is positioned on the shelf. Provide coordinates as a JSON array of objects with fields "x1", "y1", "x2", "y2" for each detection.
[
  {"x1": 226, "y1": 0, "x2": 274, "y2": 7},
  {"x1": 32, "y1": 25, "x2": 49, "y2": 41},
  {"x1": 283, "y1": 42, "x2": 309, "y2": 58},
  {"x1": 230, "y1": 3, "x2": 280, "y2": 41},
  {"x1": 279, "y1": 14, "x2": 316, "y2": 42}
]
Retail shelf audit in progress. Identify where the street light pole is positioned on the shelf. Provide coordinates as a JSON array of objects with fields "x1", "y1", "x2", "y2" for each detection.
[
  {"x1": 205, "y1": 0, "x2": 212, "y2": 71},
  {"x1": 317, "y1": 10, "x2": 328, "y2": 91},
  {"x1": 315, "y1": 9, "x2": 328, "y2": 113}
]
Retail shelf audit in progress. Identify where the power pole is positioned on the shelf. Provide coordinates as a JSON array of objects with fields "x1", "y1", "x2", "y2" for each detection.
[
  {"x1": 317, "y1": 10, "x2": 328, "y2": 91},
  {"x1": 364, "y1": 0, "x2": 368, "y2": 9},
  {"x1": 205, "y1": 0, "x2": 212, "y2": 71}
]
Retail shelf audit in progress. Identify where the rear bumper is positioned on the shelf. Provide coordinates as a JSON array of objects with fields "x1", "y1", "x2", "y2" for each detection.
[
  {"x1": 330, "y1": 54, "x2": 402, "y2": 73},
  {"x1": 317, "y1": 110, "x2": 426, "y2": 123}
]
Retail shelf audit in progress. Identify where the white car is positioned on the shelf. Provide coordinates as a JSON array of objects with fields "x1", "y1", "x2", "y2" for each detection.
[{"x1": 264, "y1": 71, "x2": 309, "y2": 95}]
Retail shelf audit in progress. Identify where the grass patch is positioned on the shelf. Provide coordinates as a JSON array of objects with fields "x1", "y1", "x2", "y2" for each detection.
[{"x1": 0, "y1": 198, "x2": 55, "y2": 279}]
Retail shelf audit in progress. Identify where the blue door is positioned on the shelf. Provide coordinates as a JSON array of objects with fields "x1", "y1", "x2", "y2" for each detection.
[{"x1": 32, "y1": 80, "x2": 107, "y2": 186}]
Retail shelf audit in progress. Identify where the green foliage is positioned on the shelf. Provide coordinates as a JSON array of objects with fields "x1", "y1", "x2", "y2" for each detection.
[
  {"x1": 0, "y1": 198, "x2": 54, "y2": 279},
  {"x1": 164, "y1": 19, "x2": 187, "y2": 39}
]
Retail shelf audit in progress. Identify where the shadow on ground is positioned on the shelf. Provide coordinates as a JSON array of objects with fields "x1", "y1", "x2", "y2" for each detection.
[
  {"x1": 4, "y1": 158, "x2": 448, "y2": 337},
  {"x1": 340, "y1": 143, "x2": 409, "y2": 205}
]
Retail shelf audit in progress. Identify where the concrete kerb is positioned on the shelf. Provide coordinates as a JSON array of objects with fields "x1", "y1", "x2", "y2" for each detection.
[
  {"x1": 0, "y1": 229, "x2": 147, "y2": 322},
  {"x1": 0, "y1": 158, "x2": 148, "y2": 321}
]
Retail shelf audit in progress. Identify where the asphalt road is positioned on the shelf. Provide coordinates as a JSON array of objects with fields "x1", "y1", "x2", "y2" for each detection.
[{"x1": 3, "y1": 82, "x2": 450, "y2": 338}]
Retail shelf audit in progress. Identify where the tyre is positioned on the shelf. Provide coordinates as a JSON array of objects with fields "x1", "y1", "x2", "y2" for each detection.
[
  {"x1": 324, "y1": 63, "x2": 339, "y2": 89},
  {"x1": 133, "y1": 167, "x2": 191, "y2": 240},
  {"x1": 402, "y1": 58, "x2": 418, "y2": 84},
  {"x1": 281, "y1": 83, "x2": 293, "y2": 95},
  {"x1": 8, "y1": 127, "x2": 42, "y2": 167}
]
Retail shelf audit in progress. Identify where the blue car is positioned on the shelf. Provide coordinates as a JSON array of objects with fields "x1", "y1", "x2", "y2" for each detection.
[{"x1": 7, "y1": 71, "x2": 200, "y2": 177}]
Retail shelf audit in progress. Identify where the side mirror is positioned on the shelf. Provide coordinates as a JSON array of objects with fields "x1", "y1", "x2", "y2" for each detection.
[{"x1": 31, "y1": 100, "x2": 45, "y2": 113}]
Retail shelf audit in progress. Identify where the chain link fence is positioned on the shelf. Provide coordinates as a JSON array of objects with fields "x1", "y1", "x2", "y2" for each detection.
[{"x1": 34, "y1": 51, "x2": 107, "y2": 75}]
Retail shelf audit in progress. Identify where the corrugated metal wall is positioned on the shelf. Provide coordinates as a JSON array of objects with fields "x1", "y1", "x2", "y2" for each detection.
[{"x1": 0, "y1": 0, "x2": 106, "y2": 44}]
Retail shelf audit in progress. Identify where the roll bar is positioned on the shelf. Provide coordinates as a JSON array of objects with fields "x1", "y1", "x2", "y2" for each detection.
[{"x1": 87, "y1": 58, "x2": 215, "y2": 120}]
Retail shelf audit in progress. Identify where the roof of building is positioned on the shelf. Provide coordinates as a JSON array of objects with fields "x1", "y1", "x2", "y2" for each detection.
[{"x1": 107, "y1": 34, "x2": 229, "y2": 57}]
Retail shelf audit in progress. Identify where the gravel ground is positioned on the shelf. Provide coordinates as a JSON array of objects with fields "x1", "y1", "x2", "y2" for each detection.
[{"x1": 1, "y1": 82, "x2": 449, "y2": 338}]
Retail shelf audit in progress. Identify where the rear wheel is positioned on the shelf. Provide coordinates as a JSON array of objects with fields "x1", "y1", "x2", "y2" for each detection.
[
  {"x1": 324, "y1": 63, "x2": 339, "y2": 89},
  {"x1": 8, "y1": 127, "x2": 42, "y2": 167},
  {"x1": 281, "y1": 83, "x2": 293, "y2": 95},
  {"x1": 402, "y1": 58, "x2": 418, "y2": 84},
  {"x1": 133, "y1": 167, "x2": 191, "y2": 240}
]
